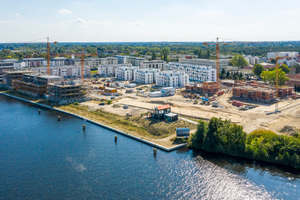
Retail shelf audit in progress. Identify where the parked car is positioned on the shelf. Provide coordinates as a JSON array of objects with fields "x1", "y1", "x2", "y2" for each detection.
[
  {"x1": 111, "y1": 97, "x2": 115, "y2": 100},
  {"x1": 99, "y1": 103, "x2": 105, "y2": 106},
  {"x1": 123, "y1": 105, "x2": 129, "y2": 109}
]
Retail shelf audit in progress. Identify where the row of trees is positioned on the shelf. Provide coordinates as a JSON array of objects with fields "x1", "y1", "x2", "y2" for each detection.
[
  {"x1": 219, "y1": 69, "x2": 247, "y2": 80},
  {"x1": 188, "y1": 118, "x2": 300, "y2": 169},
  {"x1": 193, "y1": 48, "x2": 211, "y2": 59}
]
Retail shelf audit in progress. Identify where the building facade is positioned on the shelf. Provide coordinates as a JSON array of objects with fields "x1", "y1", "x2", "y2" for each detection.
[
  {"x1": 133, "y1": 69, "x2": 157, "y2": 84},
  {"x1": 156, "y1": 71, "x2": 189, "y2": 87},
  {"x1": 115, "y1": 66, "x2": 137, "y2": 81},
  {"x1": 140, "y1": 60, "x2": 166, "y2": 71},
  {"x1": 98, "y1": 64, "x2": 132, "y2": 77},
  {"x1": 167, "y1": 62, "x2": 217, "y2": 82},
  {"x1": 178, "y1": 58, "x2": 230, "y2": 71}
]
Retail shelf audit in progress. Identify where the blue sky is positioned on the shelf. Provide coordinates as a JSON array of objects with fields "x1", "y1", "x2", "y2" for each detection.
[{"x1": 0, "y1": 0, "x2": 299, "y2": 42}]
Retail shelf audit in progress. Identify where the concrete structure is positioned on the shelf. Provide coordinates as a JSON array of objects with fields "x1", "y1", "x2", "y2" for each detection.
[
  {"x1": 23, "y1": 58, "x2": 47, "y2": 67},
  {"x1": 115, "y1": 66, "x2": 137, "y2": 81},
  {"x1": 179, "y1": 58, "x2": 230, "y2": 71},
  {"x1": 243, "y1": 55, "x2": 260, "y2": 65},
  {"x1": 128, "y1": 56, "x2": 146, "y2": 66},
  {"x1": 98, "y1": 64, "x2": 132, "y2": 77},
  {"x1": 156, "y1": 71, "x2": 189, "y2": 88},
  {"x1": 105, "y1": 57, "x2": 118, "y2": 65},
  {"x1": 3, "y1": 70, "x2": 33, "y2": 87},
  {"x1": 161, "y1": 87, "x2": 175, "y2": 96},
  {"x1": 140, "y1": 60, "x2": 166, "y2": 71},
  {"x1": 0, "y1": 63, "x2": 14, "y2": 85},
  {"x1": 286, "y1": 74, "x2": 300, "y2": 87},
  {"x1": 134, "y1": 69, "x2": 160, "y2": 84},
  {"x1": 11, "y1": 74, "x2": 62, "y2": 97},
  {"x1": 167, "y1": 62, "x2": 217, "y2": 82},
  {"x1": 47, "y1": 80, "x2": 88, "y2": 104}
]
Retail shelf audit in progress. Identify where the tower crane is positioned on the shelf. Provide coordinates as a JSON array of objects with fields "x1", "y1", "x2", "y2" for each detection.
[
  {"x1": 203, "y1": 37, "x2": 227, "y2": 85},
  {"x1": 81, "y1": 49, "x2": 84, "y2": 83},
  {"x1": 47, "y1": 37, "x2": 58, "y2": 75}
]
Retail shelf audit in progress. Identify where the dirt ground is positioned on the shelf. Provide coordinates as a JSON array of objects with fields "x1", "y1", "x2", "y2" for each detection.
[{"x1": 85, "y1": 90, "x2": 300, "y2": 135}]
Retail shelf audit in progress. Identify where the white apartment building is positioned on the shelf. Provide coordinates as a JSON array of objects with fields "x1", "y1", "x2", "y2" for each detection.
[
  {"x1": 267, "y1": 52, "x2": 299, "y2": 60},
  {"x1": 156, "y1": 71, "x2": 189, "y2": 88},
  {"x1": 115, "y1": 67, "x2": 137, "y2": 81},
  {"x1": 128, "y1": 56, "x2": 146, "y2": 66},
  {"x1": 243, "y1": 55, "x2": 259, "y2": 65},
  {"x1": 178, "y1": 58, "x2": 230, "y2": 71},
  {"x1": 29, "y1": 65, "x2": 91, "y2": 78},
  {"x1": 115, "y1": 55, "x2": 129, "y2": 64},
  {"x1": 23, "y1": 58, "x2": 47, "y2": 67},
  {"x1": 51, "y1": 57, "x2": 67, "y2": 66},
  {"x1": 98, "y1": 64, "x2": 132, "y2": 77},
  {"x1": 105, "y1": 57, "x2": 119, "y2": 65},
  {"x1": 75, "y1": 57, "x2": 118, "y2": 69},
  {"x1": 140, "y1": 60, "x2": 166, "y2": 71},
  {"x1": 133, "y1": 69, "x2": 160, "y2": 84},
  {"x1": 167, "y1": 62, "x2": 217, "y2": 82}
]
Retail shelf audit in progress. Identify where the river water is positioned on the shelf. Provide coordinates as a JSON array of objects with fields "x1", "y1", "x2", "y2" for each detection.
[{"x1": 0, "y1": 95, "x2": 299, "y2": 200}]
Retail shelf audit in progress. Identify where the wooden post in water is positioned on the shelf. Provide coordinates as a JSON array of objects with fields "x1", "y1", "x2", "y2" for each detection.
[
  {"x1": 115, "y1": 135, "x2": 117, "y2": 143},
  {"x1": 58, "y1": 116, "x2": 60, "y2": 122},
  {"x1": 153, "y1": 148, "x2": 157, "y2": 156},
  {"x1": 39, "y1": 109, "x2": 41, "y2": 115},
  {"x1": 83, "y1": 124, "x2": 86, "y2": 130}
]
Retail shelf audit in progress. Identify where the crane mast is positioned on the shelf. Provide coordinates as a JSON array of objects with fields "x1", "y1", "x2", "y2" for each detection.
[
  {"x1": 81, "y1": 49, "x2": 84, "y2": 83},
  {"x1": 47, "y1": 37, "x2": 50, "y2": 75},
  {"x1": 216, "y1": 37, "x2": 220, "y2": 84}
]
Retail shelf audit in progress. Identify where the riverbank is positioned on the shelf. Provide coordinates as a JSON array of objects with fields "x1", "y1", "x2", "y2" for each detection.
[
  {"x1": 0, "y1": 92, "x2": 194, "y2": 151},
  {"x1": 188, "y1": 118, "x2": 300, "y2": 169}
]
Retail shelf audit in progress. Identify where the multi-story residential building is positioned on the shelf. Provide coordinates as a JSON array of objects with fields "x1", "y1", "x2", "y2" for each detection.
[
  {"x1": 128, "y1": 56, "x2": 146, "y2": 66},
  {"x1": 115, "y1": 55, "x2": 129, "y2": 64},
  {"x1": 167, "y1": 62, "x2": 217, "y2": 82},
  {"x1": 98, "y1": 64, "x2": 132, "y2": 77},
  {"x1": 115, "y1": 66, "x2": 137, "y2": 81},
  {"x1": 51, "y1": 57, "x2": 67, "y2": 66},
  {"x1": 0, "y1": 62, "x2": 14, "y2": 85},
  {"x1": 243, "y1": 55, "x2": 259, "y2": 65},
  {"x1": 29, "y1": 65, "x2": 91, "y2": 78},
  {"x1": 23, "y1": 58, "x2": 47, "y2": 67},
  {"x1": 267, "y1": 52, "x2": 299, "y2": 60},
  {"x1": 140, "y1": 60, "x2": 166, "y2": 71},
  {"x1": 178, "y1": 58, "x2": 230, "y2": 71},
  {"x1": 156, "y1": 71, "x2": 189, "y2": 88},
  {"x1": 133, "y1": 69, "x2": 160, "y2": 84},
  {"x1": 105, "y1": 57, "x2": 118, "y2": 65}
]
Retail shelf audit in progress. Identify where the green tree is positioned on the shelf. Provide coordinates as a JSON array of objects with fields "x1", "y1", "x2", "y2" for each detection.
[
  {"x1": 260, "y1": 68, "x2": 290, "y2": 85},
  {"x1": 294, "y1": 64, "x2": 300, "y2": 74},
  {"x1": 280, "y1": 64, "x2": 290, "y2": 74},
  {"x1": 161, "y1": 47, "x2": 170, "y2": 62},
  {"x1": 229, "y1": 55, "x2": 248, "y2": 67},
  {"x1": 188, "y1": 120, "x2": 207, "y2": 149},
  {"x1": 151, "y1": 50, "x2": 156, "y2": 60},
  {"x1": 124, "y1": 49, "x2": 131, "y2": 55},
  {"x1": 206, "y1": 49, "x2": 210, "y2": 59},
  {"x1": 253, "y1": 64, "x2": 265, "y2": 77}
]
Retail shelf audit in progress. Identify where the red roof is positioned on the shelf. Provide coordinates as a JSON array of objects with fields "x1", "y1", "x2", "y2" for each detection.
[{"x1": 156, "y1": 104, "x2": 170, "y2": 110}]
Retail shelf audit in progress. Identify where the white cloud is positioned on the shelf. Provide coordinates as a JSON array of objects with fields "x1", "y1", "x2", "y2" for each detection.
[
  {"x1": 88, "y1": 19, "x2": 112, "y2": 26},
  {"x1": 58, "y1": 9, "x2": 73, "y2": 14},
  {"x1": 15, "y1": 13, "x2": 20, "y2": 16},
  {"x1": 69, "y1": 17, "x2": 86, "y2": 23}
]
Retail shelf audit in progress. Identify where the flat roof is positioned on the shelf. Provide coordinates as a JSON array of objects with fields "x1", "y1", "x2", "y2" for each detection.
[{"x1": 164, "y1": 112, "x2": 178, "y2": 117}]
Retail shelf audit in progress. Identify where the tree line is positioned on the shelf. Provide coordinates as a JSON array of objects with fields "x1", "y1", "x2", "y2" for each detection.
[{"x1": 188, "y1": 118, "x2": 300, "y2": 169}]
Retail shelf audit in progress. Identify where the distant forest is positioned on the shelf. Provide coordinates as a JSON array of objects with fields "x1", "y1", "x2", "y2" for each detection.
[{"x1": 1, "y1": 41, "x2": 300, "y2": 60}]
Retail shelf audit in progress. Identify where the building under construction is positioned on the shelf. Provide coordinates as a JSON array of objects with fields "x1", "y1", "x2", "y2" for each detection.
[
  {"x1": 185, "y1": 81, "x2": 220, "y2": 94},
  {"x1": 3, "y1": 70, "x2": 33, "y2": 88},
  {"x1": 47, "y1": 80, "x2": 89, "y2": 104},
  {"x1": 232, "y1": 86, "x2": 276, "y2": 102},
  {"x1": 11, "y1": 74, "x2": 63, "y2": 97}
]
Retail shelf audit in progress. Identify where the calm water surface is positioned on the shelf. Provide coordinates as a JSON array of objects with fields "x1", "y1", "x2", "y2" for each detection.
[{"x1": 0, "y1": 95, "x2": 299, "y2": 200}]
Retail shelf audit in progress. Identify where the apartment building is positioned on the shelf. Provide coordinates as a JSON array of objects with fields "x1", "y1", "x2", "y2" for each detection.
[
  {"x1": 167, "y1": 62, "x2": 217, "y2": 82},
  {"x1": 51, "y1": 57, "x2": 67, "y2": 66},
  {"x1": 0, "y1": 62, "x2": 14, "y2": 85},
  {"x1": 98, "y1": 64, "x2": 132, "y2": 77},
  {"x1": 267, "y1": 52, "x2": 299, "y2": 60},
  {"x1": 115, "y1": 55, "x2": 129, "y2": 64},
  {"x1": 29, "y1": 65, "x2": 91, "y2": 78},
  {"x1": 140, "y1": 60, "x2": 166, "y2": 71},
  {"x1": 115, "y1": 66, "x2": 137, "y2": 81},
  {"x1": 23, "y1": 58, "x2": 47, "y2": 67},
  {"x1": 128, "y1": 56, "x2": 146, "y2": 66},
  {"x1": 134, "y1": 69, "x2": 155, "y2": 84},
  {"x1": 156, "y1": 71, "x2": 189, "y2": 88},
  {"x1": 179, "y1": 58, "x2": 230, "y2": 71}
]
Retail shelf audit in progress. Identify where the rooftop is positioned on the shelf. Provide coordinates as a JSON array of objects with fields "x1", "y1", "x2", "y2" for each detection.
[{"x1": 156, "y1": 104, "x2": 170, "y2": 110}]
